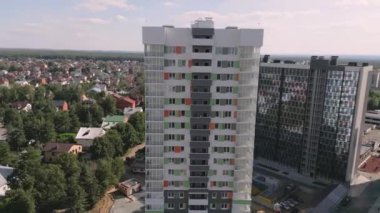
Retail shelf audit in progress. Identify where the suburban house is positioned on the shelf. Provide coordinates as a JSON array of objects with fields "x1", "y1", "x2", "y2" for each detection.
[
  {"x1": 42, "y1": 142, "x2": 83, "y2": 162},
  {"x1": 123, "y1": 107, "x2": 143, "y2": 118},
  {"x1": 117, "y1": 178, "x2": 142, "y2": 197},
  {"x1": 111, "y1": 93, "x2": 136, "y2": 110},
  {"x1": 101, "y1": 115, "x2": 127, "y2": 129},
  {"x1": 0, "y1": 78, "x2": 9, "y2": 87},
  {"x1": 75, "y1": 127, "x2": 106, "y2": 148},
  {"x1": 53, "y1": 100, "x2": 69, "y2": 112},
  {"x1": 0, "y1": 165, "x2": 14, "y2": 197},
  {"x1": 10, "y1": 101, "x2": 32, "y2": 112},
  {"x1": 89, "y1": 83, "x2": 108, "y2": 93}
]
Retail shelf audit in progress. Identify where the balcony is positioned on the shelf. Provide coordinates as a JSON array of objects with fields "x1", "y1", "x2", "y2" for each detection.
[
  {"x1": 189, "y1": 153, "x2": 210, "y2": 159},
  {"x1": 191, "y1": 92, "x2": 212, "y2": 99}
]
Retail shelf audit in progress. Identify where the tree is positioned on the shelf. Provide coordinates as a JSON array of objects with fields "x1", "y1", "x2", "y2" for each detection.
[
  {"x1": 34, "y1": 164, "x2": 67, "y2": 212},
  {"x1": 105, "y1": 129, "x2": 124, "y2": 157},
  {"x1": 99, "y1": 95, "x2": 116, "y2": 115},
  {"x1": 0, "y1": 189, "x2": 36, "y2": 213},
  {"x1": 127, "y1": 112, "x2": 145, "y2": 142},
  {"x1": 91, "y1": 137, "x2": 115, "y2": 159},
  {"x1": 7, "y1": 128, "x2": 27, "y2": 151},
  {"x1": 79, "y1": 164, "x2": 101, "y2": 209},
  {"x1": 95, "y1": 159, "x2": 117, "y2": 192},
  {"x1": 53, "y1": 112, "x2": 71, "y2": 133},
  {"x1": 53, "y1": 153, "x2": 81, "y2": 178},
  {"x1": 0, "y1": 143, "x2": 18, "y2": 166},
  {"x1": 111, "y1": 158, "x2": 125, "y2": 181},
  {"x1": 3, "y1": 108, "x2": 23, "y2": 129},
  {"x1": 115, "y1": 123, "x2": 139, "y2": 149}
]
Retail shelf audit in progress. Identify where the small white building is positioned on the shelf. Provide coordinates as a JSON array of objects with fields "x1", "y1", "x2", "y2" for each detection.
[
  {"x1": 123, "y1": 107, "x2": 143, "y2": 118},
  {"x1": 75, "y1": 127, "x2": 106, "y2": 148},
  {"x1": 0, "y1": 165, "x2": 14, "y2": 197}
]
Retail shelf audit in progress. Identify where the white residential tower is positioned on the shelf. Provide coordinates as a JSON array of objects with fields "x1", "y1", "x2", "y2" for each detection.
[{"x1": 143, "y1": 18, "x2": 263, "y2": 213}]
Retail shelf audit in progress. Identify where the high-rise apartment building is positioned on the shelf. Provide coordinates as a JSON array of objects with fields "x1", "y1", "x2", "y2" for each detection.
[
  {"x1": 143, "y1": 18, "x2": 263, "y2": 213},
  {"x1": 255, "y1": 56, "x2": 371, "y2": 182}
]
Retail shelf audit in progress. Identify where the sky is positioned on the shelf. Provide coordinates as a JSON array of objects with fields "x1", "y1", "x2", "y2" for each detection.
[{"x1": 0, "y1": 0, "x2": 379, "y2": 55}]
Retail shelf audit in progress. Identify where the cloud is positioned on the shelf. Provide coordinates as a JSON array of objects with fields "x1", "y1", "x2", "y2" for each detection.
[
  {"x1": 75, "y1": 18, "x2": 110, "y2": 24},
  {"x1": 76, "y1": 0, "x2": 136, "y2": 11},
  {"x1": 335, "y1": 0, "x2": 380, "y2": 6},
  {"x1": 177, "y1": 10, "x2": 320, "y2": 27},
  {"x1": 163, "y1": 1, "x2": 175, "y2": 7},
  {"x1": 335, "y1": 0, "x2": 369, "y2": 6},
  {"x1": 115, "y1": 15, "x2": 127, "y2": 21}
]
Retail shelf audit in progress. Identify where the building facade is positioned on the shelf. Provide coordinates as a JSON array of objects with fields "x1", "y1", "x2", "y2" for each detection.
[
  {"x1": 255, "y1": 56, "x2": 372, "y2": 182},
  {"x1": 143, "y1": 18, "x2": 263, "y2": 213}
]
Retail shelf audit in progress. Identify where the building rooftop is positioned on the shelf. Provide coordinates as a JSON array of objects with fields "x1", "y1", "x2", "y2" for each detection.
[
  {"x1": 43, "y1": 142, "x2": 81, "y2": 153},
  {"x1": 75, "y1": 127, "x2": 105, "y2": 140},
  {"x1": 0, "y1": 165, "x2": 14, "y2": 187}
]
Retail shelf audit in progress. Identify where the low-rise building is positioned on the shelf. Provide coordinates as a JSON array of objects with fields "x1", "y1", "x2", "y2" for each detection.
[
  {"x1": 53, "y1": 100, "x2": 69, "y2": 112},
  {"x1": 0, "y1": 165, "x2": 14, "y2": 197},
  {"x1": 111, "y1": 93, "x2": 136, "y2": 110},
  {"x1": 365, "y1": 111, "x2": 380, "y2": 126},
  {"x1": 75, "y1": 127, "x2": 106, "y2": 148},
  {"x1": 123, "y1": 107, "x2": 143, "y2": 118},
  {"x1": 10, "y1": 101, "x2": 32, "y2": 112},
  {"x1": 117, "y1": 178, "x2": 142, "y2": 196},
  {"x1": 42, "y1": 142, "x2": 83, "y2": 162}
]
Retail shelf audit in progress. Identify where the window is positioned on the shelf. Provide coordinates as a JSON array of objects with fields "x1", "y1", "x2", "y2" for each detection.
[
  {"x1": 169, "y1": 98, "x2": 175, "y2": 104},
  {"x1": 210, "y1": 203, "x2": 216, "y2": 209},
  {"x1": 217, "y1": 61, "x2": 234, "y2": 68},
  {"x1": 221, "y1": 192, "x2": 228, "y2": 199},
  {"x1": 179, "y1": 192, "x2": 185, "y2": 198},
  {"x1": 167, "y1": 203, "x2": 175, "y2": 209},
  {"x1": 179, "y1": 203, "x2": 186, "y2": 209},
  {"x1": 168, "y1": 192, "x2": 175, "y2": 198},
  {"x1": 164, "y1": 59, "x2": 176, "y2": 67},
  {"x1": 212, "y1": 192, "x2": 217, "y2": 199},
  {"x1": 216, "y1": 47, "x2": 238, "y2": 55},
  {"x1": 178, "y1": 60, "x2": 186, "y2": 67},
  {"x1": 221, "y1": 203, "x2": 229, "y2": 209}
]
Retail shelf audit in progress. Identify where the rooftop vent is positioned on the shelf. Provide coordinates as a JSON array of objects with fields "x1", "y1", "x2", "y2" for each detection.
[
  {"x1": 330, "y1": 56, "x2": 339, "y2": 66},
  {"x1": 348, "y1": 62, "x2": 357, "y2": 66},
  {"x1": 262, "y1": 55, "x2": 270, "y2": 63},
  {"x1": 284, "y1": 60, "x2": 296, "y2": 64},
  {"x1": 273, "y1": 59, "x2": 281, "y2": 64},
  {"x1": 192, "y1": 17, "x2": 214, "y2": 28}
]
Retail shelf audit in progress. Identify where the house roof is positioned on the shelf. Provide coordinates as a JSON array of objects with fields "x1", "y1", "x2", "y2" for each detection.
[
  {"x1": 103, "y1": 115, "x2": 125, "y2": 123},
  {"x1": 10, "y1": 101, "x2": 31, "y2": 110},
  {"x1": 53, "y1": 100, "x2": 67, "y2": 107},
  {"x1": 75, "y1": 127, "x2": 105, "y2": 140},
  {"x1": 0, "y1": 165, "x2": 14, "y2": 187},
  {"x1": 43, "y1": 142, "x2": 81, "y2": 153}
]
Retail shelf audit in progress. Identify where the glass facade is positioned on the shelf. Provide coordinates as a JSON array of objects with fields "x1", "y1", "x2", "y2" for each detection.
[{"x1": 256, "y1": 58, "x2": 368, "y2": 182}]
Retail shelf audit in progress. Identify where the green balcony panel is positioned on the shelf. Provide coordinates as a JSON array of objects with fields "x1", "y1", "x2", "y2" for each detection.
[
  {"x1": 234, "y1": 61, "x2": 240, "y2": 68},
  {"x1": 185, "y1": 73, "x2": 191, "y2": 80},
  {"x1": 185, "y1": 110, "x2": 191, "y2": 117},
  {"x1": 211, "y1": 74, "x2": 217, "y2": 80},
  {"x1": 233, "y1": 86, "x2": 239, "y2": 94}
]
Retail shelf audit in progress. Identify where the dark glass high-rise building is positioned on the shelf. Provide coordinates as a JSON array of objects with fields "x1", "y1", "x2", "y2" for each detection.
[{"x1": 255, "y1": 56, "x2": 372, "y2": 182}]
